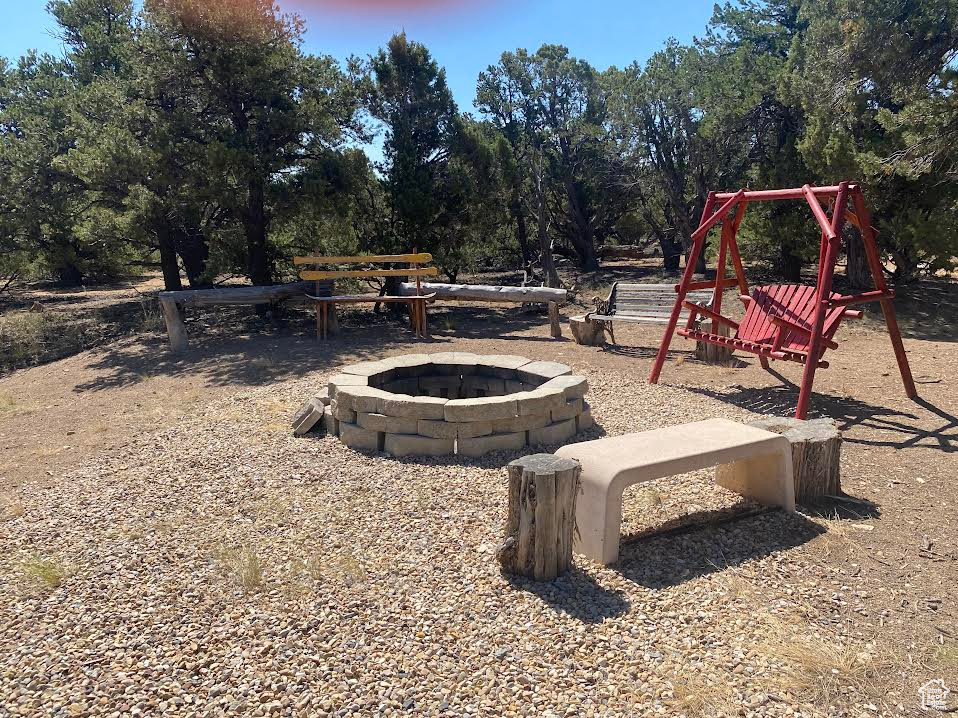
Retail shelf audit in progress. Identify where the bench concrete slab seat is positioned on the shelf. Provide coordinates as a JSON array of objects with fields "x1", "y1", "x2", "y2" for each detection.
[{"x1": 554, "y1": 418, "x2": 795, "y2": 565}]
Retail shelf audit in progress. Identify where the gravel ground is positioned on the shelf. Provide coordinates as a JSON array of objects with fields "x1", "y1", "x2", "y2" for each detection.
[{"x1": 0, "y1": 314, "x2": 955, "y2": 718}]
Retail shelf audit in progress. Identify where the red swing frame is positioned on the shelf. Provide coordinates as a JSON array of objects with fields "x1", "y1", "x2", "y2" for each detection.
[{"x1": 648, "y1": 181, "x2": 917, "y2": 419}]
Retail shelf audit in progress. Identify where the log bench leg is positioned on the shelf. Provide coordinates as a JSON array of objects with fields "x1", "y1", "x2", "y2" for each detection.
[{"x1": 160, "y1": 298, "x2": 188, "y2": 353}]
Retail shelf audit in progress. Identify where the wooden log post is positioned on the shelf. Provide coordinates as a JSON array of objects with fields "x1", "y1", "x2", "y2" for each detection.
[
  {"x1": 694, "y1": 320, "x2": 734, "y2": 363},
  {"x1": 569, "y1": 315, "x2": 606, "y2": 346},
  {"x1": 548, "y1": 301, "x2": 562, "y2": 339},
  {"x1": 731, "y1": 417, "x2": 841, "y2": 501},
  {"x1": 497, "y1": 454, "x2": 581, "y2": 581},
  {"x1": 159, "y1": 298, "x2": 188, "y2": 353}
]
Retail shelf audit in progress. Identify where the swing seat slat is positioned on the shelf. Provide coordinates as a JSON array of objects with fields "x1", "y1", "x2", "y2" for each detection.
[{"x1": 684, "y1": 284, "x2": 852, "y2": 363}]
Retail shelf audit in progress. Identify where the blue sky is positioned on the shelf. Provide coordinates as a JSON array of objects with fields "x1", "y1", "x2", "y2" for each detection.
[{"x1": 2, "y1": 0, "x2": 718, "y2": 111}]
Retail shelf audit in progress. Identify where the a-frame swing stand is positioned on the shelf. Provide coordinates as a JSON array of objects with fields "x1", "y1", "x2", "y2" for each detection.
[{"x1": 648, "y1": 182, "x2": 917, "y2": 419}]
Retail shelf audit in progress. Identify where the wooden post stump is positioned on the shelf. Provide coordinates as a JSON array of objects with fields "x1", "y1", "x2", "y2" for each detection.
[
  {"x1": 743, "y1": 417, "x2": 841, "y2": 501},
  {"x1": 694, "y1": 320, "x2": 734, "y2": 363},
  {"x1": 497, "y1": 454, "x2": 581, "y2": 581},
  {"x1": 569, "y1": 315, "x2": 606, "y2": 346},
  {"x1": 548, "y1": 302, "x2": 562, "y2": 339}
]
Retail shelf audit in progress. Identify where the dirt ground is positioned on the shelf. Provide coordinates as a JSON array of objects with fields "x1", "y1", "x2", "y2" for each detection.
[{"x1": 0, "y1": 272, "x2": 956, "y2": 716}]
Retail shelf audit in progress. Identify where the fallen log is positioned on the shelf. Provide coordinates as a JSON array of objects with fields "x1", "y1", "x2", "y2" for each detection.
[
  {"x1": 158, "y1": 281, "x2": 314, "y2": 307},
  {"x1": 597, "y1": 244, "x2": 651, "y2": 261},
  {"x1": 398, "y1": 282, "x2": 567, "y2": 304}
]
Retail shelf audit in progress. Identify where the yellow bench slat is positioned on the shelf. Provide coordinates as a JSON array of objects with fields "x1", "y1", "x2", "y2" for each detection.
[
  {"x1": 299, "y1": 267, "x2": 439, "y2": 281},
  {"x1": 294, "y1": 253, "x2": 432, "y2": 265}
]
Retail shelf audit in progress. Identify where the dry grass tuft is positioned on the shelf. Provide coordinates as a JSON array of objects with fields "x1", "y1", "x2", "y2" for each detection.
[
  {"x1": 0, "y1": 494, "x2": 25, "y2": 520},
  {"x1": 669, "y1": 674, "x2": 737, "y2": 716},
  {"x1": 720, "y1": 572, "x2": 756, "y2": 602},
  {"x1": 759, "y1": 620, "x2": 894, "y2": 707},
  {"x1": 933, "y1": 643, "x2": 958, "y2": 670},
  {"x1": 0, "y1": 392, "x2": 32, "y2": 417},
  {"x1": 638, "y1": 487, "x2": 664, "y2": 509},
  {"x1": 216, "y1": 544, "x2": 263, "y2": 591},
  {"x1": 320, "y1": 549, "x2": 367, "y2": 586},
  {"x1": 304, "y1": 554, "x2": 324, "y2": 581},
  {"x1": 16, "y1": 555, "x2": 67, "y2": 591}
]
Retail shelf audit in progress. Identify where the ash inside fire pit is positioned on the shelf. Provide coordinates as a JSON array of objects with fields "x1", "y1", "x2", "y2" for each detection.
[{"x1": 317, "y1": 353, "x2": 591, "y2": 457}]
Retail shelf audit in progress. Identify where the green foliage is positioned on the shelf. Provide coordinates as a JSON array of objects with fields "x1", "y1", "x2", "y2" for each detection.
[
  {"x1": 0, "y1": 0, "x2": 955, "y2": 291},
  {"x1": 368, "y1": 33, "x2": 502, "y2": 280},
  {"x1": 785, "y1": 0, "x2": 958, "y2": 279},
  {"x1": 477, "y1": 45, "x2": 631, "y2": 274}
]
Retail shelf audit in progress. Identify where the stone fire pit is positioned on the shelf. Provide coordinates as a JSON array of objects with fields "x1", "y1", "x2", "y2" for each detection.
[{"x1": 316, "y1": 353, "x2": 591, "y2": 457}]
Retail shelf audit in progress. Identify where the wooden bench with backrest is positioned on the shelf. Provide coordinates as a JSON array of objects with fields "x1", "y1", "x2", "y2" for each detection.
[
  {"x1": 555, "y1": 418, "x2": 795, "y2": 565},
  {"x1": 294, "y1": 253, "x2": 439, "y2": 340},
  {"x1": 587, "y1": 282, "x2": 713, "y2": 344}
]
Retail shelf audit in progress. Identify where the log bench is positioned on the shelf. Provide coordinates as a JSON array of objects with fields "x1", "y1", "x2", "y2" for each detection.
[
  {"x1": 398, "y1": 282, "x2": 568, "y2": 339},
  {"x1": 554, "y1": 418, "x2": 795, "y2": 565},
  {"x1": 588, "y1": 282, "x2": 713, "y2": 344},
  {"x1": 159, "y1": 281, "x2": 315, "y2": 353}
]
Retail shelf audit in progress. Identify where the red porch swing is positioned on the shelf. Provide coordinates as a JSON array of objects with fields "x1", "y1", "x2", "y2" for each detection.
[{"x1": 648, "y1": 181, "x2": 917, "y2": 419}]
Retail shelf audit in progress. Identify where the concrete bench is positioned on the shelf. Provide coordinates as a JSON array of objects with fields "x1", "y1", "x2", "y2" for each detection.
[{"x1": 554, "y1": 418, "x2": 795, "y2": 565}]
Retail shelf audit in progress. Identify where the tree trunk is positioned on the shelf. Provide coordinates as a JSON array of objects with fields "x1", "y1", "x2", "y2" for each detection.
[
  {"x1": 497, "y1": 454, "x2": 581, "y2": 581},
  {"x1": 780, "y1": 243, "x2": 802, "y2": 282},
  {"x1": 511, "y1": 188, "x2": 533, "y2": 268},
  {"x1": 178, "y1": 232, "x2": 210, "y2": 288},
  {"x1": 243, "y1": 175, "x2": 272, "y2": 287},
  {"x1": 693, "y1": 244, "x2": 707, "y2": 274},
  {"x1": 845, "y1": 229, "x2": 871, "y2": 288},
  {"x1": 55, "y1": 262, "x2": 85, "y2": 287},
  {"x1": 661, "y1": 232, "x2": 682, "y2": 272},
  {"x1": 381, "y1": 276, "x2": 406, "y2": 316},
  {"x1": 564, "y1": 188, "x2": 600, "y2": 272},
  {"x1": 574, "y1": 238, "x2": 600, "y2": 272},
  {"x1": 156, "y1": 214, "x2": 183, "y2": 292},
  {"x1": 536, "y1": 170, "x2": 561, "y2": 289}
]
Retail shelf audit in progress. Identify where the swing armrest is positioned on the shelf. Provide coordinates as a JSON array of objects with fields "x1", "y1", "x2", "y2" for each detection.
[
  {"x1": 769, "y1": 316, "x2": 839, "y2": 350},
  {"x1": 739, "y1": 294, "x2": 752, "y2": 305},
  {"x1": 844, "y1": 309, "x2": 863, "y2": 319},
  {"x1": 683, "y1": 302, "x2": 740, "y2": 330}
]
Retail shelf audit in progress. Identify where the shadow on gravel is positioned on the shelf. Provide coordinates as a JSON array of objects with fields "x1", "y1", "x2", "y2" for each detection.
[
  {"x1": 505, "y1": 567, "x2": 630, "y2": 623},
  {"x1": 800, "y1": 494, "x2": 881, "y2": 521},
  {"x1": 614, "y1": 509, "x2": 825, "y2": 589},
  {"x1": 71, "y1": 304, "x2": 563, "y2": 392},
  {"x1": 601, "y1": 342, "x2": 751, "y2": 369},
  {"x1": 683, "y1": 383, "x2": 958, "y2": 453}
]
